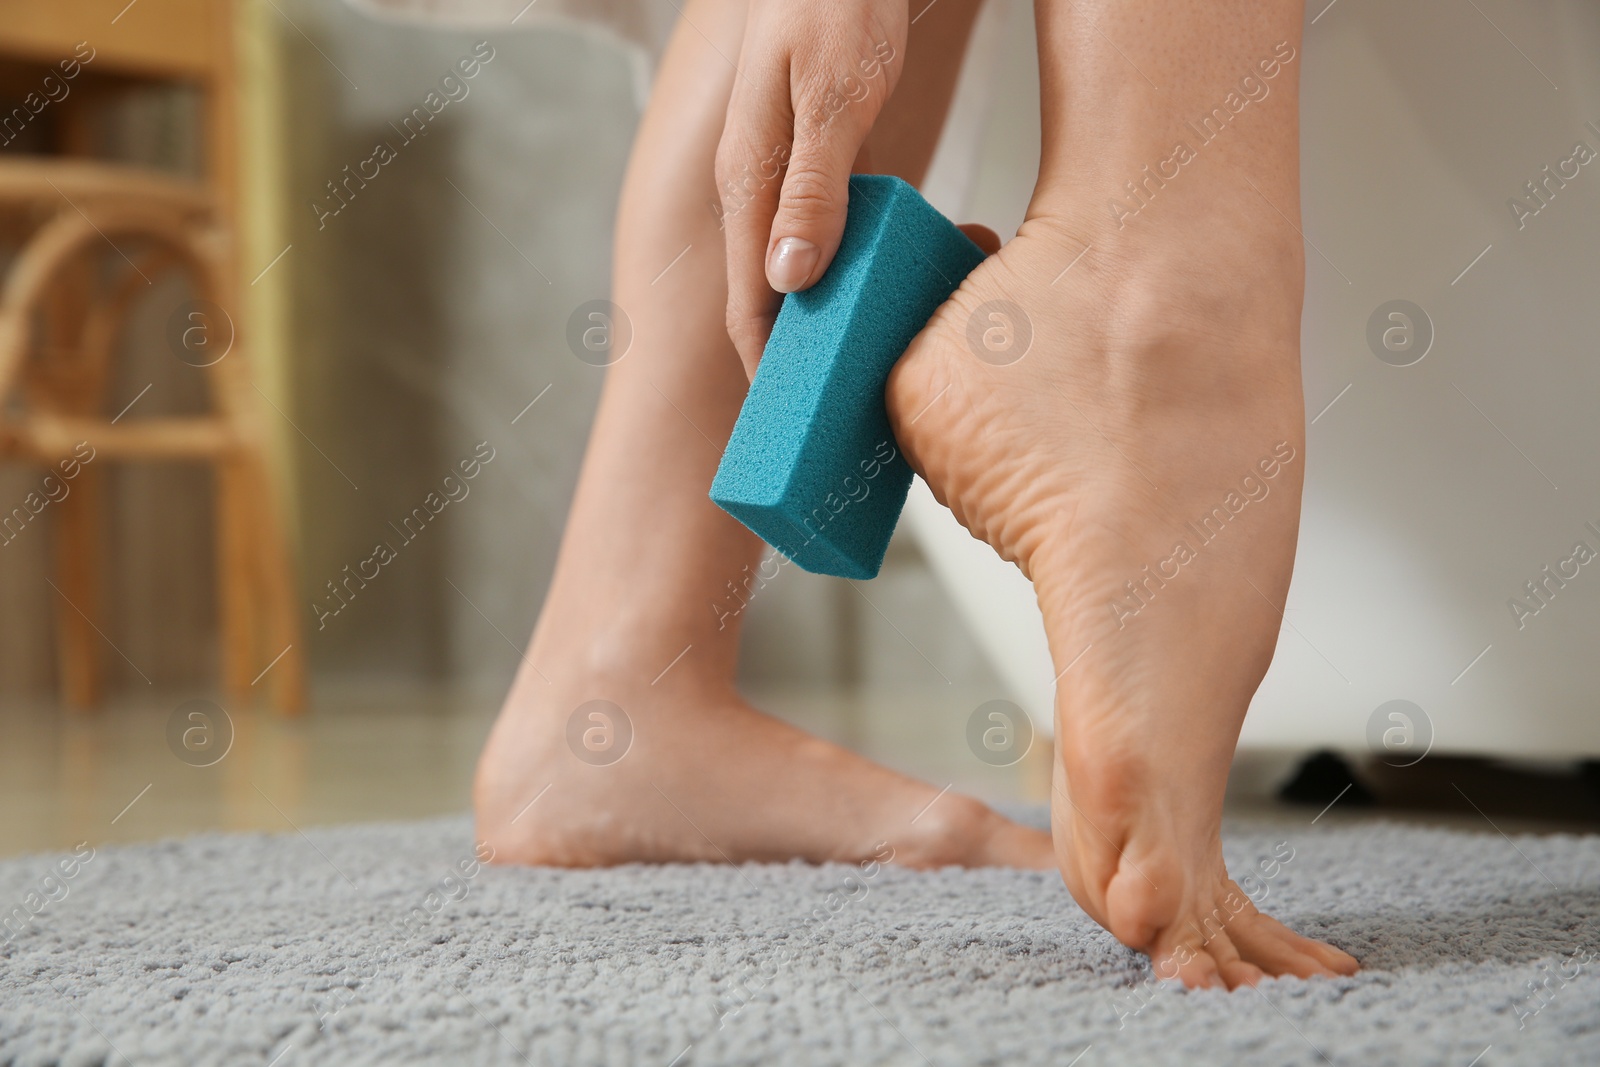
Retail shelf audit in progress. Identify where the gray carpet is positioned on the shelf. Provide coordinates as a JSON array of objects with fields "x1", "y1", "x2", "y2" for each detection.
[{"x1": 2, "y1": 812, "x2": 1598, "y2": 1067}]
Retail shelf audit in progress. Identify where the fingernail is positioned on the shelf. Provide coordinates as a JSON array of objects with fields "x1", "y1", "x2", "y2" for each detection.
[{"x1": 767, "y1": 237, "x2": 819, "y2": 293}]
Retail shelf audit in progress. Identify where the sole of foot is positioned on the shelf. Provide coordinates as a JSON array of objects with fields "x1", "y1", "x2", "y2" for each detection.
[{"x1": 886, "y1": 214, "x2": 1360, "y2": 988}]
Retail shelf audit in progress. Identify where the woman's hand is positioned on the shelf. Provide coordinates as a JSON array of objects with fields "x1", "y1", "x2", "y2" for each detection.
[{"x1": 714, "y1": 0, "x2": 908, "y2": 377}]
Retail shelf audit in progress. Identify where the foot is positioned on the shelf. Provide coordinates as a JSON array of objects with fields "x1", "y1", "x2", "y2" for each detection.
[
  {"x1": 475, "y1": 662, "x2": 1054, "y2": 871},
  {"x1": 886, "y1": 213, "x2": 1360, "y2": 988}
]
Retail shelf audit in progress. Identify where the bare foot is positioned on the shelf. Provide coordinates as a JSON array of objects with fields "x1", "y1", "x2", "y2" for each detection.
[
  {"x1": 474, "y1": 0, "x2": 1046, "y2": 885},
  {"x1": 886, "y1": 214, "x2": 1360, "y2": 988},
  {"x1": 475, "y1": 661, "x2": 1054, "y2": 871}
]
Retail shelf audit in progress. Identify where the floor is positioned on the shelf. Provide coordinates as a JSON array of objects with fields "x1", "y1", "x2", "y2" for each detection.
[
  {"x1": 11, "y1": 810, "x2": 1596, "y2": 1066},
  {"x1": 0, "y1": 683, "x2": 1046, "y2": 860},
  {"x1": 1, "y1": 683, "x2": 1595, "y2": 859},
  {"x1": 8, "y1": 685, "x2": 1600, "y2": 1065}
]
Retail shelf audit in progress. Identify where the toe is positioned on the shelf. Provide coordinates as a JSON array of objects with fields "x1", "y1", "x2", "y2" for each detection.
[
  {"x1": 1199, "y1": 930, "x2": 1264, "y2": 990},
  {"x1": 1229, "y1": 915, "x2": 1341, "y2": 979},
  {"x1": 1162, "y1": 947, "x2": 1226, "y2": 990},
  {"x1": 1150, "y1": 925, "x2": 1231, "y2": 991},
  {"x1": 1254, "y1": 914, "x2": 1360, "y2": 975},
  {"x1": 1319, "y1": 944, "x2": 1361, "y2": 975},
  {"x1": 1219, "y1": 959, "x2": 1266, "y2": 989}
]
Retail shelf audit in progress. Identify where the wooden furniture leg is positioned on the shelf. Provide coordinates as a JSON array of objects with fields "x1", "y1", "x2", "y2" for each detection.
[
  {"x1": 53, "y1": 463, "x2": 104, "y2": 708},
  {"x1": 43, "y1": 254, "x2": 105, "y2": 711},
  {"x1": 249, "y1": 455, "x2": 306, "y2": 714},
  {"x1": 216, "y1": 454, "x2": 258, "y2": 702}
]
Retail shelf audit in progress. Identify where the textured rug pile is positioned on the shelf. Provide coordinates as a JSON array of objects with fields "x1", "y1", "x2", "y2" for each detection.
[{"x1": 2, "y1": 812, "x2": 1598, "y2": 1065}]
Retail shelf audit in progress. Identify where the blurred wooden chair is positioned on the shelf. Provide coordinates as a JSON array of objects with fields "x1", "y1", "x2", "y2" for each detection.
[{"x1": 0, "y1": 0, "x2": 305, "y2": 714}]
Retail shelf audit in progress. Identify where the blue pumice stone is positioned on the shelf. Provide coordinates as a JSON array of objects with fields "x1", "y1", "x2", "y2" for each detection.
[{"x1": 710, "y1": 174, "x2": 985, "y2": 579}]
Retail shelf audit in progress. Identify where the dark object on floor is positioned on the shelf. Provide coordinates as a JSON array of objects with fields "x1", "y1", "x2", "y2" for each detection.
[
  {"x1": 1278, "y1": 749, "x2": 1376, "y2": 807},
  {"x1": 1363, "y1": 755, "x2": 1600, "y2": 828},
  {"x1": 1580, "y1": 760, "x2": 1600, "y2": 805}
]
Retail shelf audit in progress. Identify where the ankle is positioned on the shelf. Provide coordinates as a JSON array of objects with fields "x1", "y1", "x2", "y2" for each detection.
[
  {"x1": 541, "y1": 578, "x2": 745, "y2": 671},
  {"x1": 511, "y1": 618, "x2": 737, "y2": 709},
  {"x1": 1005, "y1": 208, "x2": 1304, "y2": 394},
  {"x1": 1027, "y1": 205, "x2": 1300, "y2": 314}
]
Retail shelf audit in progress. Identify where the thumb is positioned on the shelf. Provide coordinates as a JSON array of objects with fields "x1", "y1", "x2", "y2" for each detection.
[{"x1": 764, "y1": 114, "x2": 876, "y2": 294}]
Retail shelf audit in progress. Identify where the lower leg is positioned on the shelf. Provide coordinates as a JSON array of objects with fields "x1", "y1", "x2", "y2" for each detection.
[
  {"x1": 476, "y1": 0, "x2": 1047, "y2": 869},
  {"x1": 887, "y1": 0, "x2": 1360, "y2": 984}
]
